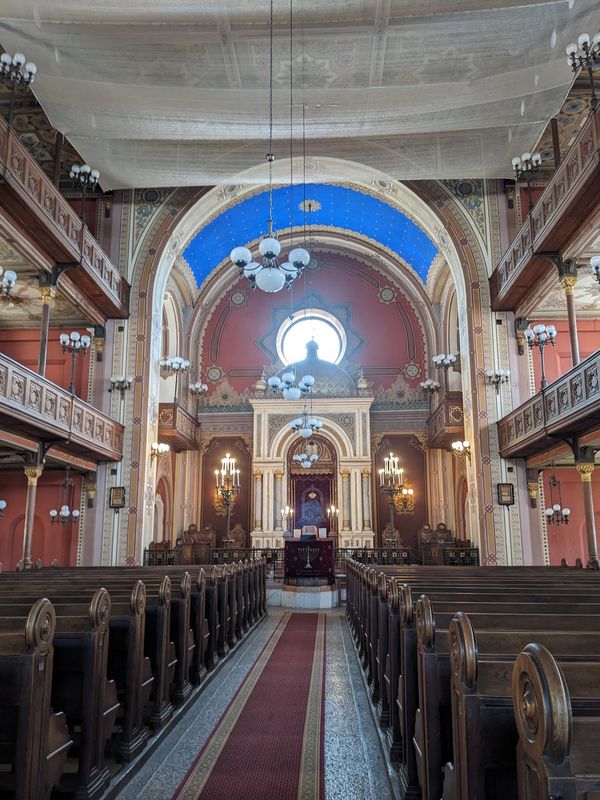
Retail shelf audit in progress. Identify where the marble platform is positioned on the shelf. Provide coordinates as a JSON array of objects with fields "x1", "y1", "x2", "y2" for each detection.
[{"x1": 267, "y1": 584, "x2": 339, "y2": 609}]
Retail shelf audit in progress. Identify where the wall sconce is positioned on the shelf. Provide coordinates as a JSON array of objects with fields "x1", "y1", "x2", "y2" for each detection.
[
  {"x1": 486, "y1": 368, "x2": 510, "y2": 393},
  {"x1": 151, "y1": 442, "x2": 170, "y2": 460},
  {"x1": 432, "y1": 353, "x2": 457, "y2": 370},
  {"x1": 109, "y1": 375, "x2": 133, "y2": 396},
  {"x1": 591, "y1": 256, "x2": 600, "y2": 285},
  {"x1": 419, "y1": 378, "x2": 440, "y2": 394},
  {"x1": 452, "y1": 440, "x2": 471, "y2": 462},
  {"x1": 160, "y1": 356, "x2": 191, "y2": 403},
  {"x1": 0, "y1": 499, "x2": 6, "y2": 518}
]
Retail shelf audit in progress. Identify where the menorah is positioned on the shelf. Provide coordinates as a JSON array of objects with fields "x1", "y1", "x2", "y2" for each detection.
[{"x1": 298, "y1": 545, "x2": 319, "y2": 570}]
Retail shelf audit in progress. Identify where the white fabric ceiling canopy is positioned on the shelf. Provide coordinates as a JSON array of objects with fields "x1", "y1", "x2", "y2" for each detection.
[{"x1": 0, "y1": 0, "x2": 597, "y2": 189}]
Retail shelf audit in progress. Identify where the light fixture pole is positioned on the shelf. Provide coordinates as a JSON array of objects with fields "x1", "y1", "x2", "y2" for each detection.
[
  {"x1": 511, "y1": 152, "x2": 542, "y2": 215},
  {"x1": 0, "y1": 52, "x2": 37, "y2": 131},
  {"x1": 160, "y1": 356, "x2": 191, "y2": 403},
  {"x1": 70, "y1": 163, "x2": 101, "y2": 222},
  {"x1": 215, "y1": 453, "x2": 240, "y2": 540},
  {"x1": 523, "y1": 324, "x2": 557, "y2": 391},
  {"x1": 59, "y1": 331, "x2": 91, "y2": 396},
  {"x1": 378, "y1": 452, "x2": 404, "y2": 538},
  {"x1": 566, "y1": 33, "x2": 600, "y2": 111}
]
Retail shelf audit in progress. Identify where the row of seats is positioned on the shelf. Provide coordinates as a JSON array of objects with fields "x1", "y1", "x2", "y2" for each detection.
[
  {"x1": 0, "y1": 559, "x2": 266, "y2": 799},
  {"x1": 346, "y1": 560, "x2": 600, "y2": 800}
]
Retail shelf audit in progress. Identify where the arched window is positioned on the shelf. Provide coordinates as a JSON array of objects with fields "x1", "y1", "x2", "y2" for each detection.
[{"x1": 276, "y1": 309, "x2": 346, "y2": 365}]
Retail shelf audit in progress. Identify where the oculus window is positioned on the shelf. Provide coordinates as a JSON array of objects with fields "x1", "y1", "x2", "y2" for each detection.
[{"x1": 276, "y1": 309, "x2": 346, "y2": 365}]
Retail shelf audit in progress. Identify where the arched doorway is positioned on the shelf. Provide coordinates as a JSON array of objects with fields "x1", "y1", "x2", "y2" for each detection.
[{"x1": 287, "y1": 436, "x2": 337, "y2": 534}]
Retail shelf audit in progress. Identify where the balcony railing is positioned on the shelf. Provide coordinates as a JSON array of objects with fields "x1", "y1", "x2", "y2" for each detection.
[
  {"x1": 158, "y1": 402, "x2": 199, "y2": 452},
  {"x1": 0, "y1": 354, "x2": 123, "y2": 462},
  {"x1": 0, "y1": 117, "x2": 129, "y2": 319},
  {"x1": 491, "y1": 105, "x2": 600, "y2": 310},
  {"x1": 427, "y1": 391, "x2": 464, "y2": 449},
  {"x1": 498, "y1": 349, "x2": 600, "y2": 459}
]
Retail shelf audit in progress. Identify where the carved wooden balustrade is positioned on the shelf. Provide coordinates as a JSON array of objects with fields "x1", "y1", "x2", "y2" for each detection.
[
  {"x1": 0, "y1": 354, "x2": 123, "y2": 462},
  {"x1": 426, "y1": 391, "x2": 464, "y2": 449},
  {"x1": 491, "y1": 105, "x2": 600, "y2": 310},
  {"x1": 0, "y1": 117, "x2": 129, "y2": 319},
  {"x1": 498, "y1": 349, "x2": 600, "y2": 459},
  {"x1": 158, "y1": 402, "x2": 199, "y2": 452}
]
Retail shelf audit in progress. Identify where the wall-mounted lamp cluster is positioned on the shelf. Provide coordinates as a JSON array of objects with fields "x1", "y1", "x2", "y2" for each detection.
[
  {"x1": 109, "y1": 375, "x2": 133, "y2": 396},
  {"x1": 419, "y1": 378, "x2": 440, "y2": 394},
  {"x1": 452, "y1": 440, "x2": 471, "y2": 462},
  {"x1": 566, "y1": 32, "x2": 600, "y2": 110},
  {"x1": 0, "y1": 266, "x2": 17, "y2": 298},
  {"x1": 0, "y1": 499, "x2": 6, "y2": 518},
  {"x1": 591, "y1": 256, "x2": 600, "y2": 285},
  {"x1": 151, "y1": 442, "x2": 170, "y2": 460},
  {"x1": 486, "y1": 368, "x2": 510, "y2": 392},
  {"x1": 432, "y1": 353, "x2": 457, "y2": 369}
]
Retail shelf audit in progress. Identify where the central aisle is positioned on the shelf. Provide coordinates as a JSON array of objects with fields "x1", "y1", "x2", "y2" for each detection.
[{"x1": 115, "y1": 609, "x2": 394, "y2": 800}]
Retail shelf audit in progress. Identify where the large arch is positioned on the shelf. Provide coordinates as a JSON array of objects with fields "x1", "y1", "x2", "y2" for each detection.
[{"x1": 115, "y1": 158, "x2": 513, "y2": 565}]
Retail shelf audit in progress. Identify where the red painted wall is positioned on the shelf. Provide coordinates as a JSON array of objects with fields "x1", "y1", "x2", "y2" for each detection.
[
  {"x1": 543, "y1": 468, "x2": 600, "y2": 566},
  {"x1": 0, "y1": 327, "x2": 91, "y2": 398},
  {"x1": 0, "y1": 471, "x2": 81, "y2": 568},
  {"x1": 201, "y1": 251, "x2": 427, "y2": 397},
  {"x1": 530, "y1": 319, "x2": 600, "y2": 387}
]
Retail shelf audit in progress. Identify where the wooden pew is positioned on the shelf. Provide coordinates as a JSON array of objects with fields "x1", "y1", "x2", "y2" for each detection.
[
  {"x1": 0, "y1": 599, "x2": 72, "y2": 799},
  {"x1": 513, "y1": 642, "x2": 600, "y2": 800}
]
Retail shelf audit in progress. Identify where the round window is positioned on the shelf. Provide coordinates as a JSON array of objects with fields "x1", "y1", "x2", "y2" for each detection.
[{"x1": 276, "y1": 309, "x2": 346, "y2": 365}]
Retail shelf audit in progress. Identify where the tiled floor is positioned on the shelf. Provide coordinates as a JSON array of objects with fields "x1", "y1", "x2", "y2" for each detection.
[{"x1": 113, "y1": 609, "x2": 395, "y2": 800}]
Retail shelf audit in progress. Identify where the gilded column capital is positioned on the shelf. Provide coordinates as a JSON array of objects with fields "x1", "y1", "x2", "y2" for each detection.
[
  {"x1": 361, "y1": 468, "x2": 371, "y2": 478},
  {"x1": 253, "y1": 469, "x2": 263, "y2": 479},
  {"x1": 561, "y1": 275, "x2": 577, "y2": 295},
  {"x1": 274, "y1": 469, "x2": 284, "y2": 479},
  {"x1": 341, "y1": 468, "x2": 351, "y2": 480},
  {"x1": 527, "y1": 481, "x2": 538, "y2": 500},
  {"x1": 576, "y1": 462, "x2": 595, "y2": 482},
  {"x1": 24, "y1": 466, "x2": 43, "y2": 486},
  {"x1": 39, "y1": 285, "x2": 57, "y2": 306}
]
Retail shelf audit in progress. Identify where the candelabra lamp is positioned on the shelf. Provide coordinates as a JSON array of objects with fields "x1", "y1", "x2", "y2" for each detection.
[
  {"x1": 327, "y1": 505, "x2": 339, "y2": 533},
  {"x1": 511, "y1": 152, "x2": 542, "y2": 214},
  {"x1": 70, "y1": 163, "x2": 101, "y2": 222},
  {"x1": 486, "y1": 369, "x2": 510, "y2": 393},
  {"x1": 544, "y1": 474, "x2": 571, "y2": 525},
  {"x1": 190, "y1": 377, "x2": 208, "y2": 414},
  {"x1": 0, "y1": 266, "x2": 17, "y2": 298},
  {"x1": 432, "y1": 353, "x2": 457, "y2": 370},
  {"x1": 378, "y1": 452, "x2": 406, "y2": 537},
  {"x1": 566, "y1": 32, "x2": 600, "y2": 110},
  {"x1": 0, "y1": 499, "x2": 6, "y2": 518},
  {"x1": 59, "y1": 331, "x2": 91, "y2": 396},
  {"x1": 150, "y1": 442, "x2": 170, "y2": 460},
  {"x1": 49, "y1": 468, "x2": 80, "y2": 526},
  {"x1": 160, "y1": 356, "x2": 191, "y2": 403},
  {"x1": 215, "y1": 453, "x2": 240, "y2": 540},
  {"x1": 420, "y1": 378, "x2": 440, "y2": 394},
  {"x1": 109, "y1": 375, "x2": 133, "y2": 397},
  {"x1": 293, "y1": 441, "x2": 319, "y2": 469},
  {"x1": 452, "y1": 440, "x2": 472, "y2": 462},
  {"x1": 281, "y1": 505, "x2": 294, "y2": 531},
  {"x1": 591, "y1": 256, "x2": 600, "y2": 285},
  {"x1": 0, "y1": 51, "x2": 37, "y2": 130},
  {"x1": 523, "y1": 324, "x2": 557, "y2": 391}
]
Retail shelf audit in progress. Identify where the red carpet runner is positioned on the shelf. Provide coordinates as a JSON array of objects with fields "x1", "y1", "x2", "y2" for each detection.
[{"x1": 173, "y1": 612, "x2": 326, "y2": 800}]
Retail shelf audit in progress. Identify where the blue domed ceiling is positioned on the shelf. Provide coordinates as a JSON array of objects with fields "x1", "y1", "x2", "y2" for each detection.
[{"x1": 183, "y1": 183, "x2": 438, "y2": 288}]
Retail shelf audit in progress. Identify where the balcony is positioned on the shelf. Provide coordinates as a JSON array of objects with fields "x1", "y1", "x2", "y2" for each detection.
[
  {"x1": 0, "y1": 354, "x2": 123, "y2": 462},
  {"x1": 491, "y1": 106, "x2": 600, "y2": 310},
  {"x1": 498, "y1": 349, "x2": 600, "y2": 459},
  {"x1": 427, "y1": 391, "x2": 464, "y2": 449},
  {"x1": 158, "y1": 402, "x2": 199, "y2": 452},
  {"x1": 0, "y1": 118, "x2": 129, "y2": 319}
]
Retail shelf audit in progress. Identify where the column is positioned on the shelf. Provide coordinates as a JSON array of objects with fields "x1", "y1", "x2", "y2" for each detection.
[
  {"x1": 253, "y1": 470, "x2": 263, "y2": 531},
  {"x1": 273, "y1": 469, "x2": 283, "y2": 531},
  {"x1": 38, "y1": 285, "x2": 56, "y2": 375},
  {"x1": 341, "y1": 469, "x2": 351, "y2": 531},
  {"x1": 361, "y1": 469, "x2": 372, "y2": 530},
  {"x1": 576, "y1": 462, "x2": 599, "y2": 569},
  {"x1": 561, "y1": 275, "x2": 580, "y2": 367},
  {"x1": 22, "y1": 466, "x2": 43, "y2": 569}
]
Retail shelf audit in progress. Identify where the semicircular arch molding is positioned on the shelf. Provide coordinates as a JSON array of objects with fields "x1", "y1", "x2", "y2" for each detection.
[{"x1": 270, "y1": 416, "x2": 354, "y2": 462}]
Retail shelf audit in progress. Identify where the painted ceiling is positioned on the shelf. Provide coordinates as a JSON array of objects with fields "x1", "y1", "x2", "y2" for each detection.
[{"x1": 183, "y1": 183, "x2": 438, "y2": 287}]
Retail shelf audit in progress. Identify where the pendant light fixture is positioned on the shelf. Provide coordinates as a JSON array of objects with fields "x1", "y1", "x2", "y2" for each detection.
[{"x1": 229, "y1": 0, "x2": 310, "y2": 292}]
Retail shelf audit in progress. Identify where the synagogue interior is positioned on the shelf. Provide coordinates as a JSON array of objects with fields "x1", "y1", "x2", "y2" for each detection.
[{"x1": 0, "y1": 2, "x2": 600, "y2": 799}]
